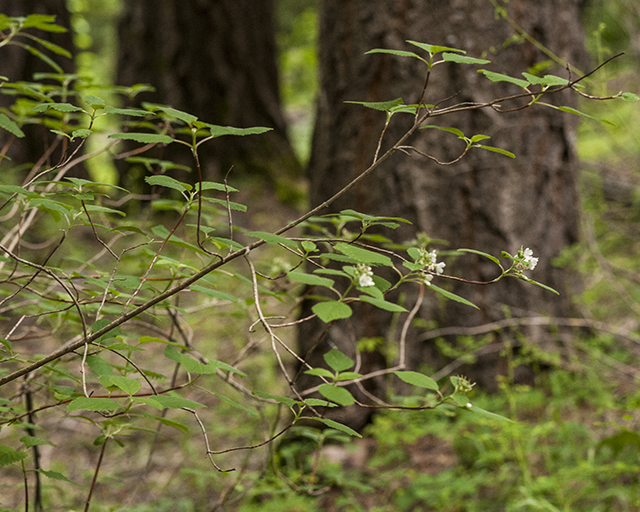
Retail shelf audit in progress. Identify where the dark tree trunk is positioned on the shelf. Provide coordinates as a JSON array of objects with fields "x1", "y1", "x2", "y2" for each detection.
[
  {"x1": 116, "y1": 0, "x2": 302, "y2": 200},
  {"x1": 0, "y1": 0, "x2": 75, "y2": 168},
  {"x1": 298, "y1": 0, "x2": 587, "y2": 429}
]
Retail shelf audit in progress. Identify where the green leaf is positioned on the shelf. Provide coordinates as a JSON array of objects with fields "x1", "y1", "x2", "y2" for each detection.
[
  {"x1": 521, "y1": 278, "x2": 560, "y2": 295},
  {"x1": 312, "y1": 301, "x2": 352, "y2": 323},
  {"x1": 421, "y1": 125, "x2": 465, "y2": 138},
  {"x1": 83, "y1": 95, "x2": 106, "y2": 109},
  {"x1": 252, "y1": 390, "x2": 298, "y2": 409},
  {"x1": 83, "y1": 204, "x2": 125, "y2": 217},
  {"x1": 442, "y1": 53, "x2": 490, "y2": 65},
  {"x1": 0, "y1": 446, "x2": 28, "y2": 466},
  {"x1": 20, "y1": 436, "x2": 55, "y2": 448},
  {"x1": 164, "y1": 345, "x2": 245, "y2": 377},
  {"x1": 457, "y1": 248, "x2": 501, "y2": 265},
  {"x1": 23, "y1": 14, "x2": 67, "y2": 32},
  {"x1": 199, "y1": 123, "x2": 272, "y2": 138},
  {"x1": 196, "y1": 181, "x2": 239, "y2": 193},
  {"x1": 621, "y1": 92, "x2": 639, "y2": 102},
  {"x1": 104, "y1": 107, "x2": 150, "y2": 117},
  {"x1": 406, "y1": 40, "x2": 465, "y2": 55},
  {"x1": 86, "y1": 355, "x2": 113, "y2": 376},
  {"x1": 305, "y1": 367, "x2": 335, "y2": 378},
  {"x1": 365, "y1": 48, "x2": 422, "y2": 60},
  {"x1": 71, "y1": 128, "x2": 92, "y2": 139},
  {"x1": 358, "y1": 295, "x2": 408, "y2": 313},
  {"x1": 324, "y1": 349, "x2": 354, "y2": 373},
  {"x1": 318, "y1": 384, "x2": 355, "y2": 406},
  {"x1": 312, "y1": 418, "x2": 362, "y2": 438},
  {"x1": 288, "y1": 272, "x2": 335, "y2": 288},
  {"x1": 0, "y1": 113, "x2": 24, "y2": 137},
  {"x1": 135, "y1": 395, "x2": 205, "y2": 410},
  {"x1": 32, "y1": 102, "x2": 84, "y2": 113},
  {"x1": 99, "y1": 376, "x2": 141, "y2": 395},
  {"x1": 145, "y1": 175, "x2": 191, "y2": 192},
  {"x1": 189, "y1": 284, "x2": 238, "y2": 302},
  {"x1": 38, "y1": 469, "x2": 82, "y2": 486},
  {"x1": 108, "y1": 133, "x2": 174, "y2": 144},
  {"x1": 143, "y1": 413, "x2": 190, "y2": 433},
  {"x1": 469, "y1": 134, "x2": 491, "y2": 143},
  {"x1": 246, "y1": 230, "x2": 297, "y2": 248},
  {"x1": 393, "y1": 371, "x2": 439, "y2": 391},
  {"x1": 67, "y1": 397, "x2": 120, "y2": 412},
  {"x1": 540, "y1": 74, "x2": 569, "y2": 86},
  {"x1": 345, "y1": 98, "x2": 404, "y2": 112},
  {"x1": 334, "y1": 242, "x2": 393, "y2": 266},
  {"x1": 465, "y1": 403, "x2": 515, "y2": 422},
  {"x1": 335, "y1": 372, "x2": 363, "y2": 381},
  {"x1": 213, "y1": 392, "x2": 258, "y2": 417},
  {"x1": 157, "y1": 106, "x2": 198, "y2": 125},
  {"x1": 139, "y1": 336, "x2": 168, "y2": 344},
  {"x1": 478, "y1": 70, "x2": 529, "y2": 89},
  {"x1": 475, "y1": 145, "x2": 516, "y2": 158},
  {"x1": 304, "y1": 398, "x2": 337, "y2": 408},
  {"x1": 429, "y1": 284, "x2": 479, "y2": 309}
]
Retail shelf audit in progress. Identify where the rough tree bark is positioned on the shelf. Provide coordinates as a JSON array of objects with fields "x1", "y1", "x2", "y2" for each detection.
[
  {"x1": 298, "y1": 0, "x2": 587, "y2": 429},
  {"x1": 116, "y1": 0, "x2": 302, "y2": 200},
  {"x1": 0, "y1": 0, "x2": 75, "y2": 167}
]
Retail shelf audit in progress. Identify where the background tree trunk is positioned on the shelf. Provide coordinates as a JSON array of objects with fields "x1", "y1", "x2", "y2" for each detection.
[
  {"x1": 298, "y1": 0, "x2": 587, "y2": 428},
  {"x1": 116, "y1": 0, "x2": 302, "y2": 202},
  {"x1": 0, "y1": 0, "x2": 75, "y2": 168}
]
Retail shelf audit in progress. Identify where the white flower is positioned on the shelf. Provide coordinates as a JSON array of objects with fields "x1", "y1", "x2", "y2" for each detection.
[
  {"x1": 522, "y1": 248, "x2": 538, "y2": 270},
  {"x1": 358, "y1": 273, "x2": 375, "y2": 287},
  {"x1": 355, "y1": 264, "x2": 375, "y2": 287},
  {"x1": 422, "y1": 273, "x2": 434, "y2": 286},
  {"x1": 434, "y1": 261, "x2": 446, "y2": 275}
]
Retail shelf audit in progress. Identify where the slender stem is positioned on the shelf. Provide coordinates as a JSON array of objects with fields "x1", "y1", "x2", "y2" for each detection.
[{"x1": 84, "y1": 438, "x2": 108, "y2": 512}]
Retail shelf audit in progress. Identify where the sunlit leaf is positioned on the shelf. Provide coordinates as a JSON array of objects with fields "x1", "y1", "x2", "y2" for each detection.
[
  {"x1": 393, "y1": 371, "x2": 439, "y2": 391},
  {"x1": 442, "y1": 53, "x2": 490, "y2": 65},
  {"x1": 318, "y1": 384, "x2": 355, "y2": 406},
  {"x1": 406, "y1": 40, "x2": 465, "y2": 55},
  {"x1": 145, "y1": 175, "x2": 191, "y2": 192},
  {"x1": 475, "y1": 145, "x2": 516, "y2": 158},
  {"x1": 478, "y1": 70, "x2": 529, "y2": 88},
  {"x1": 0, "y1": 113, "x2": 24, "y2": 137},
  {"x1": 334, "y1": 242, "x2": 393, "y2": 267},
  {"x1": 312, "y1": 301, "x2": 352, "y2": 322}
]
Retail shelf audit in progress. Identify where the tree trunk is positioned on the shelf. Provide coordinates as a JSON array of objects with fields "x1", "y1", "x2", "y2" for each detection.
[
  {"x1": 298, "y1": 0, "x2": 587, "y2": 428},
  {"x1": 116, "y1": 0, "x2": 302, "y2": 201},
  {"x1": 0, "y1": 0, "x2": 75, "y2": 168}
]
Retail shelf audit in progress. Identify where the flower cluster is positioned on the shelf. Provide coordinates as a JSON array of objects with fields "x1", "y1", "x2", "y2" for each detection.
[
  {"x1": 416, "y1": 248, "x2": 445, "y2": 286},
  {"x1": 354, "y1": 263, "x2": 375, "y2": 287},
  {"x1": 516, "y1": 247, "x2": 538, "y2": 271}
]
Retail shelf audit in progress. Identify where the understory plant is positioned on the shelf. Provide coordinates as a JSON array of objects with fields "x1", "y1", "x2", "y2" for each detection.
[{"x1": 0, "y1": 13, "x2": 637, "y2": 511}]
